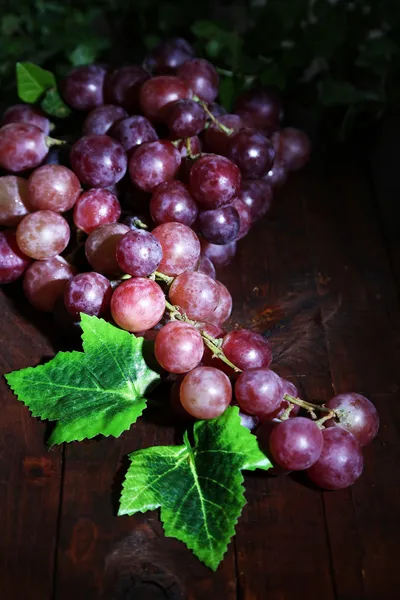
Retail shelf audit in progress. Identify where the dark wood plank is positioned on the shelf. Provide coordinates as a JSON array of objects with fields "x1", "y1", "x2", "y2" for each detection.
[
  {"x1": 304, "y1": 159, "x2": 400, "y2": 599},
  {"x1": 0, "y1": 286, "x2": 62, "y2": 600}
]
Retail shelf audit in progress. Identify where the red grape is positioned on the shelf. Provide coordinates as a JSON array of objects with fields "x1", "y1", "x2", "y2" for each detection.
[
  {"x1": 232, "y1": 197, "x2": 252, "y2": 240},
  {"x1": 164, "y1": 99, "x2": 206, "y2": 137},
  {"x1": 152, "y1": 222, "x2": 200, "y2": 276},
  {"x1": 269, "y1": 417, "x2": 324, "y2": 470},
  {"x1": 23, "y1": 256, "x2": 76, "y2": 311},
  {"x1": 169, "y1": 271, "x2": 219, "y2": 320},
  {"x1": 189, "y1": 154, "x2": 241, "y2": 209},
  {"x1": 144, "y1": 37, "x2": 195, "y2": 74},
  {"x1": 155, "y1": 321, "x2": 203, "y2": 373},
  {"x1": 116, "y1": 229, "x2": 162, "y2": 277},
  {"x1": 83, "y1": 105, "x2": 128, "y2": 136},
  {"x1": 109, "y1": 115, "x2": 158, "y2": 152},
  {"x1": 16, "y1": 210, "x2": 70, "y2": 260},
  {"x1": 195, "y1": 255, "x2": 216, "y2": 279},
  {"x1": 61, "y1": 65, "x2": 106, "y2": 111},
  {"x1": 104, "y1": 66, "x2": 150, "y2": 112},
  {"x1": 2, "y1": 104, "x2": 50, "y2": 134},
  {"x1": 180, "y1": 366, "x2": 232, "y2": 419},
  {"x1": 73, "y1": 188, "x2": 121, "y2": 233},
  {"x1": 65, "y1": 272, "x2": 112, "y2": 319},
  {"x1": 308, "y1": 428, "x2": 363, "y2": 490},
  {"x1": 85, "y1": 223, "x2": 129, "y2": 275},
  {"x1": 177, "y1": 59, "x2": 219, "y2": 103},
  {"x1": 0, "y1": 176, "x2": 31, "y2": 226},
  {"x1": 235, "y1": 368, "x2": 283, "y2": 418},
  {"x1": 111, "y1": 278, "x2": 165, "y2": 332},
  {"x1": 70, "y1": 135, "x2": 127, "y2": 188},
  {"x1": 150, "y1": 181, "x2": 198, "y2": 226},
  {"x1": 234, "y1": 87, "x2": 283, "y2": 132},
  {"x1": 209, "y1": 281, "x2": 232, "y2": 324},
  {"x1": 129, "y1": 140, "x2": 180, "y2": 192},
  {"x1": 203, "y1": 114, "x2": 243, "y2": 156},
  {"x1": 237, "y1": 180, "x2": 273, "y2": 222},
  {"x1": 140, "y1": 76, "x2": 192, "y2": 121},
  {"x1": 28, "y1": 165, "x2": 81, "y2": 212},
  {"x1": 0, "y1": 123, "x2": 48, "y2": 172},
  {"x1": 0, "y1": 230, "x2": 31, "y2": 283},
  {"x1": 200, "y1": 239, "x2": 237, "y2": 268},
  {"x1": 197, "y1": 205, "x2": 240, "y2": 245},
  {"x1": 326, "y1": 393, "x2": 379, "y2": 446},
  {"x1": 228, "y1": 129, "x2": 275, "y2": 179},
  {"x1": 222, "y1": 329, "x2": 272, "y2": 371},
  {"x1": 271, "y1": 128, "x2": 311, "y2": 171}
]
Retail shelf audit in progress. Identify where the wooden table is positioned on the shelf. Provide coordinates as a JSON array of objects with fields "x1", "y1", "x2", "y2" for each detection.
[{"x1": 1, "y1": 140, "x2": 399, "y2": 599}]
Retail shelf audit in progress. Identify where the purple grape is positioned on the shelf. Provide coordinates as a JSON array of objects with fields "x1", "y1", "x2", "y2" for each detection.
[
  {"x1": 144, "y1": 37, "x2": 195, "y2": 74},
  {"x1": 152, "y1": 222, "x2": 201, "y2": 277},
  {"x1": 209, "y1": 281, "x2": 232, "y2": 324},
  {"x1": 208, "y1": 103, "x2": 226, "y2": 118},
  {"x1": 164, "y1": 99, "x2": 207, "y2": 137},
  {"x1": 83, "y1": 105, "x2": 128, "y2": 135},
  {"x1": 0, "y1": 230, "x2": 31, "y2": 283},
  {"x1": 85, "y1": 223, "x2": 129, "y2": 275},
  {"x1": 237, "y1": 180, "x2": 273, "y2": 222},
  {"x1": 189, "y1": 154, "x2": 241, "y2": 209},
  {"x1": 2, "y1": 104, "x2": 50, "y2": 134},
  {"x1": 235, "y1": 368, "x2": 283, "y2": 418},
  {"x1": 200, "y1": 239, "x2": 237, "y2": 268},
  {"x1": 0, "y1": 123, "x2": 48, "y2": 172},
  {"x1": 109, "y1": 115, "x2": 158, "y2": 152},
  {"x1": 173, "y1": 135, "x2": 202, "y2": 159},
  {"x1": 270, "y1": 379, "x2": 300, "y2": 419},
  {"x1": 150, "y1": 180, "x2": 198, "y2": 226},
  {"x1": 140, "y1": 76, "x2": 192, "y2": 121},
  {"x1": 177, "y1": 59, "x2": 219, "y2": 103},
  {"x1": 270, "y1": 417, "x2": 324, "y2": 471},
  {"x1": 228, "y1": 129, "x2": 275, "y2": 178},
  {"x1": 195, "y1": 255, "x2": 216, "y2": 279},
  {"x1": 65, "y1": 272, "x2": 112, "y2": 318},
  {"x1": 203, "y1": 114, "x2": 243, "y2": 156},
  {"x1": 234, "y1": 86, "x2": 283, "y2": 132},
  {"x1": 271, "y1": 128, "x2": 311, "y2": 171},
  {"x1": 104, "y1": 66, "x2": 150, "y2": 112},
  {"x1": 73, "y1": 188, "x2": 121, "y2": 233},
  {"x1": 116, "y1": 229, "x2": 162, "y2": 277},
  {"x1": 61, "y1": 65, "x2": 107, "y2": 111},
  {"x1": 70, "y1": 135, "x2": 127, "y2": 188},
  {"x1": 197, "y1": 205, "x2": 240, "y2": 245},
  {"x1": 326, "y1": 393, "x2": 379, "y2": 446},
  {"x1": 308, "y1": 428, "x2": 363, "y2": 490},
  {"x1": 264, "y1": 159, "x2": 288, "y2": 188},
  {"x1": 222, "y1": 329, "x2": 272, "y2": 371},
  {"x1": 232, "y1": 197, "x2": 252, "y2": 240},
  {"x1": 129, "y1": 140, "x2": 181, "y2": 192}
]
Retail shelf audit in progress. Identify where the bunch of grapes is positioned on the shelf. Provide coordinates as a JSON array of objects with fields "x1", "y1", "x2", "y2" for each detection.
[{"x1": 0, "y1": 37, "x2": 378, "y2": 491}]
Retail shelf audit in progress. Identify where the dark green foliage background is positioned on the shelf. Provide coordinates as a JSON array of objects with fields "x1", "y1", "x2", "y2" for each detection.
[{"x1": 1, "y1": 0, "x2": 400, "y2": 141}]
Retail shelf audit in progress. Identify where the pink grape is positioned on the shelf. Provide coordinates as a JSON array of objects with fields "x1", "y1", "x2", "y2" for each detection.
[
  {"x1": 85, "y1": 223, "x2": 129, "y2": 275},
  {"x1": 235, "y1": 368, "x2": 283, "y2": 418},
  {"x1": 271, "y1": 128, "x2": 311, "y2": 171},
  {"x1": 0, "y1": 123, "x2": 48, "y2": 172},
  {"x1": 234, "y1": 86, "x2": 283, "y2": 131},
  {"x1": 0, "y1": 176, "x2": 31, "y2": 226},
  {"x1": 140, "y1": 76, "x2": 192, "y2": 121},
  {"x1": 104, "y1": 66, "x2": 150, "y2": 112},
  {"x1": 228, "y1": 129, "x2": 275, "y2": 179},
  {"x1": 269, "y1": 417, "x2": 324, "y2": 470},
  {"x1": 222, "y1": 329, "x2": 273, "y2": 371},
  {"x1": 111, "y1": 278, "x2": 165, "y2": 332},
  {"x1": 152, "y1": 222, "x2": 200, "y2": 276},
  {"x1": 307, "y1": 428, "x2": 364, "y2": 490},
  {"x1": 270, "y1": 379, "x2": 300, "y2": 419},
  {"x1": 204, "y1": 114, "x2": 243, "y2": 156},
  {"x1": 169, "y1": 271, "x2": 219, "y2": 320},
  {"x1": 155, "y1": 321, "x2": 203, "y2": 373},
  {"x1": 210, "y1": 281, "x2": 232, "y2": 324},
  {"x1": 23, "y1": 256, "x2": 76, "y2": 311},
  {"x1": 83, "y1": 105, "x2": 128, "y2": 135},
  {"x1": 2, "y1": 104, "x2": 50, "y2": 134},
  {"x1": 144, "y1": 37, "x2": 195, "y2": 74},
  {"x1": 16, "y1": 210, "x2": 70, "y2": 260},
  {"x1": 0, "y1": 230, "x2": 31, "y2": 283},
  {"x1": 232, "y1": 197, "x2": 252, "y2": 239},
  {"x1": 150, "y1": 181, "x2": 198, "y2": 226},
  {"x1": 164, "y1": 99, "x2": 207, "y2": 137},
  {"x1": 61, "y1": 65, "x2": 106, "y2": 111},
  {"x1": 195, "y1": 255, "x2": 216, "y2": 279},
  {"x1": 73, "y1": 188, "x2": 121, "y2": 233},
  {"x1": 237, "y1": 180, "x2": 273, "y2": 222},
  {"x1": 197, "y1": 205, "x2": 240, "y2": 245},
  {"x1": 189, "y1": 154, "x2": 241, "y2": 209},
  {"x1": 177, "y1": 59, "x2": 219, "y2": 103},
  {"x1": 70, "y1": 135, "x2": 127, "y2": 188},
  {"x1": 180, "y1": 366, "x2": 231, "y2": 419},
  {"x1": 129, "y1": 140, "x2": 181, "y2": 192},
  {"x1": 116, "y1": 229, "x2": 162, "y2": 276},
  {"x1": 28, "y1": 165, "x2": 81, "y2": 212},
  {"x1": 109, "y1": 116, "x2": 158, "y2": 152},
  {"x1": 200, "y1": 239, "x2": 237, "y2": 268},
  {"x1": 326, "y1": 393, "x2": 379, "y2": 446},
  {"x1": 64, "y1": 272, "x2": 112, "y2": 318}
]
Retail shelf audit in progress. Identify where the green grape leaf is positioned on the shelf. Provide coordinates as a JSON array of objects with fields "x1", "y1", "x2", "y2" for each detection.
[
  {"x1": 16, "y1": 62, "x2": 56, "y2": 103},
  {"x1": 41, "y1": 88, "x2": 71, "y2": 118},
  {"x1": 5, "y1": 314, "x2": 160, "y2": 444},
  {"x1": 119, "y1": 406, "x2": 272, "y2": 570}
]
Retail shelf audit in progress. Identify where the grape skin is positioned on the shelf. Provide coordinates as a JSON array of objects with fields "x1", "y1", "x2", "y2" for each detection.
[
  {"x1": 150, "y1": 181, "x2": 198, "y2": 227},
  {"x1": 197, "y1": 205, "x2": 240, "y2": 245},
  {"x1": 65, "y1": 272, "x2": 112, "y2": 319},
  {"x1": 155, "y1": 321, "x2": 203, "y2": 373},
  {"x1": 61, "y1": 65, "x2": 107, "y2": 111},
  {"x1": 235, "y1": 368, "x2": 283, "y2": 418},
  {"x1": 204, "y1": 114, "x2": 243, "y2": 156},
  {"x1": 23, "y1": 256, "x2": 76, "y2": 311},
  {"x1": 228, "y1": 129, "x2": 276, "y2": 179},
  {"x1": 83, "y1": 105, "x2": 128, "y2": 136},
  {"x1": 28, "y1": 165, "x2": 81, "y2": 212},
  {"x1": 169, "y1": 271, "x2": 219, "y2": 321},
  {"x1": 16, "y1": 210, "x2": 70, "y2": 260},
  {"x1": 111, "y1": 278, "x2": 165, "y2": 333},
  {"x1": 238, "y1": 180, "x2": 273, "y2": 222},
  {"x1": 269, "y1": 417, "x2": 324, "y2": 471},
  {"x1": 209, "y1": 281, "x2": 232, "y2": 324},
  {"x1": 270, "y1": 379, "x2": 300, "y2": 419},
  {"x1": 152, "y1": 222, "x2": 200, "y2": 276},
  {"x1": 70, "y1": 135, "x2": 127, "y2": 188},
  {"x1": 144, "y1": 37, "x2": 195, "y2": 74},
  {"x1": 326, "y1": 393, "x2": 379, "y2": 446},
  {"x1": 307, "y1": 428, "x2": 363, "y2": 490},
  {"x1": 177, "y1": 59, "x2": 219, "y2": 103},
  {"x1": 116, "y1": 229, "x2": 162, "y2": 277},
  {"x1": 164, "y1": 99, "x2": 207, "y2": 138},
  {"x1": 271, "y1": 128, "x2": 311, "y2": 171},
  {"x1": 195, "y1": 255, "x2": 216, "y2": 279},
  {"x1": 234, "y1": 86, "x2": 283, "y2": 132},
  {"x1": 180, "y1": 366, "x2": 232, "y2": 419},
  {"x1": 129, "y1": 140, "x2": 181, "y2": 192},
  {"x1": 2, "y1": 104, "x2": 50, "y2": 135},
  {"x1": 140, "y1": 75, "x2": 192, "y2": 121},
  {"x1": 232, "y1": 197, "x2": 252, "y2": 240},
  {"x1": 0, "y1": 123, "x2": 48, "y2": 172},
  {"x1": 222, "y1": 329, "x2": 272, "y2": 371},
  {"x1": 109, "y1": 116, "x2": 158, "y2": 152},
  {"x1": 200, "y1": 239, "x2": 237, "y2": 268},
  {"x1": 73, "y1": 188, "x2": 121, "y2": 233},
  {"x1": 264, "y1": 160, "x2": 288, "y2": 188},
  {"x1": 85, "y1": 223, "x2": 129, "y2": 275},
  {"x1": 0, "y1": 176, "x2": 32, "y2": 227},
  {"x1": 104, "y1": 66, "x2": 150, "y2": 112},
  {"x1": 189, "y1": 154, "x2": 241, "y2": 209},
  {"x1": 0, "y1": 230, "x2": 31, "y2": 284}
]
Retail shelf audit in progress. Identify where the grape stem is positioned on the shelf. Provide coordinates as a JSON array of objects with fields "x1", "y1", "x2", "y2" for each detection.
[
  {"x1": 164, "y1": 299, "x2": 242, "y2": 373},
  {"x1": 154, "y1": 271, "x2": 174, "y2": 285},
  {"x1": 193, "y1": 96, "x2": 234, "y2": 136},
  {"x1": 283, "y1": 394, "x2": 337, "y2": 425},
  {"x1": 45, "y1": 136, "x2": 67, "y2": 147}
]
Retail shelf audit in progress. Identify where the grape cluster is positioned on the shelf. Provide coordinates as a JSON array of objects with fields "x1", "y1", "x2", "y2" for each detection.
[{"x1": 0, "y1": 37, "x2": 378, "y2": 491}]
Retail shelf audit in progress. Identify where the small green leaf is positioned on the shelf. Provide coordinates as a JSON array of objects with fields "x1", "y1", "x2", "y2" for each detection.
[
  {"x1": 68, "y1": 44, "x2": 97, "y2": 66},
  {"x1": 16, "y1": 62, "x2": 56, "y2": 103},
  {"x1": 119, "y1": 406, "x2": 272, "y2": 570},
  {"x1": 41, "y1": 88, "x2": 71, "y2": 118},
  {"x1": 5, "y1": 314, "x2": 160, "y2": 444}
]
